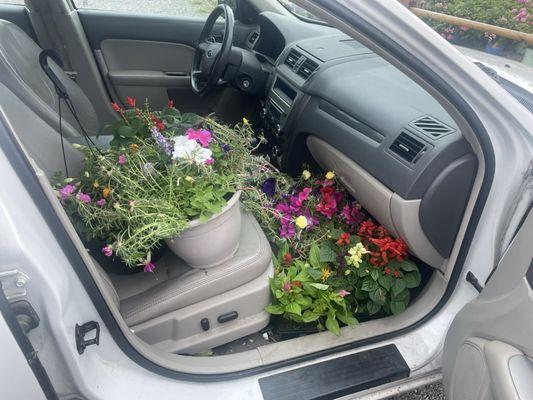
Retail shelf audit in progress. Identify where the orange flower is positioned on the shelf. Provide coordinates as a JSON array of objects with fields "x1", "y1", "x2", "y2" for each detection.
[
  {"x1": 129, "y1": 143, "x2": 139, "y2": 153},
  {"x1": 102, "y1": 187, "x2": 111, "y2": 198}
]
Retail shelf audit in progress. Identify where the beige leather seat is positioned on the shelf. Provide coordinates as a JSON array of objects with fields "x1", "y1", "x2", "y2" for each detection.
[
  {"x1": 0, "y1": 24, "x2": 273, "y2": 353},
  {"x1": 0, "y1": 19, "x2": 99, "y2": 138}
]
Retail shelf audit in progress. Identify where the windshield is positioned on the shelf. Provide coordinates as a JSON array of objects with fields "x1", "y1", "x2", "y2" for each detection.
[{"x1": 277, "y1": 0, "x2": 323, "y2": 23}]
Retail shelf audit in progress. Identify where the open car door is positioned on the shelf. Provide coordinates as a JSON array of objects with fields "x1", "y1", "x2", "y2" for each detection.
[{"x1": 443, "y1": 207, "x2": 533, "y2": 400}]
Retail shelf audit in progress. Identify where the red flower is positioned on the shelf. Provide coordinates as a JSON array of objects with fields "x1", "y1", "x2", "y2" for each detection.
[
  {"x1": 125, "y1": 96, "x2": 136, "y2": 108},
  {"x1": 336, "y1": 232, "x2": 350, "y2": 246},
  {"x1": 292, "y1": 280, "x2": 303, "y2": 288},
  {"x1": 157, "y1": 122, "x2": 166, "y2": 131},
  {"x1": 111, "y1": 102, "x2": 120, "y2": 112},
  {"x1": 385, "y1": 267, "x2": 391, "y2": 276},
  {"x1": 282, "y1": 252, "x2": 293, "y2": 266},
  {"x1": 167, "y1": 100, "x2": 174, "y2": 108},
  {"x1": 394, "y1": 270, "x2": 400, "y2": 278}
]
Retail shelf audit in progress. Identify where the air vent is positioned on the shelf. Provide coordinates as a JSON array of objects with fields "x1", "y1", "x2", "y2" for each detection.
[
  {"x1": 285, "y1": 49, "x2": 302, "y2": 69},
  {"x1": 298, "y1": 58, "x2": 319, "y2": 79},
  {"x1": 410, "y1": 116, "x2": 455, "y2": 139},
  {"x1": 390, "y1": 132, "x2": 427, "y2": 163}
]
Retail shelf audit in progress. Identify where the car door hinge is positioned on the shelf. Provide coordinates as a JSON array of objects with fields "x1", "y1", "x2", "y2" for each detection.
[
  {"x1": 466, "y1": 271, "x2": 483, "y2": 293},
  {"x1": 75, "y1": 321, "x2": 100, "y2": 355}
]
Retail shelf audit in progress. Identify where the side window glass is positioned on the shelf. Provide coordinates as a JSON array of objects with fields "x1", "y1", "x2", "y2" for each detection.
[{"x1": 73, "y1": 0, "x2": 219, "y2": 17}]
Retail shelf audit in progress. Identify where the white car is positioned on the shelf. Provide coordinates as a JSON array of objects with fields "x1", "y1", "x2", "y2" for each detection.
[{"x1": 0, "y1": 0, "x2": 531, "y2": 399}]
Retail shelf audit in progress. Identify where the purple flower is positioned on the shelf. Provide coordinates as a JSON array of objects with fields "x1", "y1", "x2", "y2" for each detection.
[
  {"x1": 144, "y1": 262, "x2": 156, "y2": 273},
  {"x1": 342, "y1": 203, "x2": 365, "y2": 228},
  {"x1": 220, "y1": 143, "x2": 230, "y2": 153},
  {"x1": 261, "y1": 178, "x2": 277, "y2": 198},
  {"x1": 205, "y1": 158, "x2": 214, "y2": 166},
  {"x1": 59, "y1": 184, "x2": 76, "y2": 201},
  {"x1": 102, "y1": 246, "x2": 113, "y2": 257},
  {"x1": 77, "y1": 192, "x2": 91, "y2": 203},
  {"x1": 151, "y1": 127, "x2": 173, "y2": 156},
  {"x1": 118, "y1": 154, "x2": 126, "y2": 165},
  {"x1": 96, "y1": 199, "x2": 106, "y2": 207}
]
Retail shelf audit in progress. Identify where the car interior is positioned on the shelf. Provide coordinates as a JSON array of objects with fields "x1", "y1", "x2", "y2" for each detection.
[{"x1": 0, "y1": 0, "x2": 484, "y2": 373}]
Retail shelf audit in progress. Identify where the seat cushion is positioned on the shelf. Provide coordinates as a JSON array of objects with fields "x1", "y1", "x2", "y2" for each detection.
[
  {"x1": 111, "y1": 211, "x2": 272, "y2": 326},
  {"x1": 0, "y1": 20, "x2": 99, "y2": 138}
]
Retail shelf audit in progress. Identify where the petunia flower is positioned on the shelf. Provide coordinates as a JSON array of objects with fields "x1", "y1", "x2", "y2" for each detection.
[
  {"x1": 102, "y1": 246, "x2": 113, "y2": 257},
  {"x1": 205, "y1": 158, "x2": 214, "y2": 166},
  {"x1": 59, "y1": 184, "x2": 76, "y2": 201},
  {"x1": 77, "y1": 192, "x2": 91, "y2": 204},
  {"x1": 144, "y1": 262, "x2": 156, "y2": 273},
  {"x1": 186, "y1": 128, "x2": 212, "y2": 148},
  {"x1": 118, "y1": 154, "x2": 126, "y2": 165},
  {"x1": 261, "y1": 178, "x2": 277, "y2": 198}
]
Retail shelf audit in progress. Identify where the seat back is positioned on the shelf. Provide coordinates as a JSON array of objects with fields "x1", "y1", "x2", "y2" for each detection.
[{"x1": 0, "y1": 19, "x2": 99, "y2": 137}]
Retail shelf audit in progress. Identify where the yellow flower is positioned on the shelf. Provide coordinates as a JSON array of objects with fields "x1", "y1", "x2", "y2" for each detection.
[
  {"x1": 102, "y1": 187, "x2": 111, "y2": 199},
  {"x1": 345, "y1": 243, "x2": 370, "y2": 269},
  {"x1": 325, "y1": 171, "x2": 335, "y2": 180},
  {"x1": 295, "y1": 215, "x2": 308, "y2": 229},
  {"x1": 302, "y1": 170, "x2": 311, "y2": 180},
  {"x1": 185, "y1": 176, "x2": 195, "y2": 183},
  {"x1": 321, "y1": 267, "x2": 331, "y2": 282},
  {"x1": 242, "y1": 117, "x2": 250, "y2": 125},
  {"x1": 129, "y1": 143, "x2": 139, "y2": 153},
  {"x1": 93, "y1": 180, "x2": 100, "y2": 189}
]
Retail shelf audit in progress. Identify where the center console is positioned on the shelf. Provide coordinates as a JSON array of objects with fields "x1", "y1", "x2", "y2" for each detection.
[{"x1": 262, "y1": 76, "x2": 300, "y2": 164}]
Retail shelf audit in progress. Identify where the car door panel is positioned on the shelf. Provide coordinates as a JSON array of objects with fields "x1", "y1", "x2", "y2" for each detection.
[
  {"x1": 443, "y1": 208, "x2": 533, "y2": 400},
  {"x1": 78, "y1": 10, "x2": 255, "y2": 113}
]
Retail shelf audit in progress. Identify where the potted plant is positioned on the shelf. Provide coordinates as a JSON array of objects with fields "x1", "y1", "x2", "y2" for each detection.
[{"x1": 57, "y1": 99, "x2": 258, "y2": 271}]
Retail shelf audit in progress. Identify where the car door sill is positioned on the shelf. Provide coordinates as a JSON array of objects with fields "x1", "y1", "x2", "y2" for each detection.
[{"x1": 259, "y1": 344, "x2": 410, "y2": 400}]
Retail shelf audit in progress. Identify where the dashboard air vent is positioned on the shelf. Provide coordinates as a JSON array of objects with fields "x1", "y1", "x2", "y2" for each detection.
[
  {"x1": 390, "y1": 132, "x2": 426, "y2": 163},
  {"x1": 410, "y1": 116, "x2": 455, "y2": 139},
  {"x1": 285, "y1": 49, "x2": 302, "y2": 69},
  {"x1": 298, "y1": 58, "x2": 319, "y2": 79}
]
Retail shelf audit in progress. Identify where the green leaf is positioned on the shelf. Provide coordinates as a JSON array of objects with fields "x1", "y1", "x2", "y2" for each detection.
[
  {"x1": 325, "y1": 314, "x2": 340, "y2": 335},
  {"x1": 361, "y1": 277, "x2": 378, "y2": 292},
  {"x1": 319, "y1": 244, "x2": 337, "y2": 263},
  {"x1": 400, "y1": 260, "x2": 418, "y2": 272},
  {"x1": 308, "y1": 268, "x2": 323, "y2": 281},
  {"x1": 117, "y1": 125, "x2": 135, "y2": 138},
  {"x1": 336, "y1": 310, "x2": 358, "y2": 326},
  {"x1": 309, "y1": 283, "x2": 329, "y2": 290},
  {"x1": 277, "y1": 241, "x2": 290, "y2": 263},
  {"x1": 285, "y1": 302, "x2": 302, "y2": 316},
  {"x1": 302, "y1": 310, "x2": 320, "y2": 323},
  {"x1": 390, "y1": 300, "x2": 407, "y2": 315},
  {"x1": 309, "y1": 244, "x2": 321, "y2": 269},
  {"x1": 370, "y1": 268, "x2": 379, "y2": 281},
  {"x1": 295, "y1": 295, "x2": 312, "y2": 307},
  {"x1": 275, "y1": 290, "x2": 283, "y2": 299},
  {"x1": 369, "y1": 287, "x2": 387, "y2": 306},
  {"x1": 404, "y1": 271, "x2": 422, "y2": 289},
  {"x1": 378, "y1": 274, "x2": 393, "y2": 291},
  {"x1": 366, "y1": 300, "x2": 381, "y2": 315},
  {"x1": 265, "y1": 304, "x2": 284, "y2": 315},
  {"x1": 391, "y1": 278, "x2": 407, "y2": 298}
]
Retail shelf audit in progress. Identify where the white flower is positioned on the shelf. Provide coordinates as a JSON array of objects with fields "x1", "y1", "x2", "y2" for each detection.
[{"x1": 172, "y1": 136, "x2": 212, "y2": 165}]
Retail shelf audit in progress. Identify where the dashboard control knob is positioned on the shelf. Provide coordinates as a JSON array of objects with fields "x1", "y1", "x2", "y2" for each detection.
[{"x1": 242, "y1": 78, "x2": 251, "y2": 89}]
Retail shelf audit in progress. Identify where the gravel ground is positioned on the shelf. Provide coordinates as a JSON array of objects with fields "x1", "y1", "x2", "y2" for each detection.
[
  {"x1": 391, "y1": 383, "x2": 445, "y2": 400},
  {"x1": 3, "y1": 1, "x2": 447, "y2": 398}
]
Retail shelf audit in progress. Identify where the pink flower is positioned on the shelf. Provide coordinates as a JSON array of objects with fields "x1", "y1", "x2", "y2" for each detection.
[
  {"x1": 59, "y1": 184, "x2": 76, "y2": 201},
  {"x1": 102, "y1": 246, "x2": 113, "y2": 257},
  {"x1": 186, "y1": 128, "x2": 212, "y2": 148},
  {"x1": 338, "y1": 290, "x2": 350, "y2": 298},
  {"x1": 144, "y1": 262, "x2": 156, "y2": 273},
  {"x1": 118, "y1": 154, "x2": 126, "y2": 165},
  {"x1": 205, "y1": 158, "x2": 214, "y2": 165},
  {"x1": 282, "y1": 282, "x2": 292, "y2": 292},
  {"x1": 96, "y1": 199, "x2": 106, "y2": 206},
  {"x1": 77, "y1": 192, "x2": 91, "y2": 203}
]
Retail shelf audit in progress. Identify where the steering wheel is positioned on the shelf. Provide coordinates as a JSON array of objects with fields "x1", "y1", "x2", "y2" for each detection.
[{"x1": 191, "y1": 4, "x2": 235, "y2": 96}]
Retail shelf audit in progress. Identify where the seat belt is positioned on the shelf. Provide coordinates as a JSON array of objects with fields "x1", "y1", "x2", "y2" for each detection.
[{"x1": 39, "y1": 49, "x2": 101, "y2": 177}]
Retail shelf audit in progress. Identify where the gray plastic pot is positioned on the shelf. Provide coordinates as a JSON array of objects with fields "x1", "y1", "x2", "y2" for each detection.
[{"x1": 165, "y1": 191, "x2": 242, "y2": 269}]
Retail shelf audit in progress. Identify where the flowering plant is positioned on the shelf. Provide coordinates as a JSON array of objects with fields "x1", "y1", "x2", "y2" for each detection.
[
  {"x1": 247, "y1": 169, "x2": 422, "y2": 332},
  {"x1": 57, "y1": 99, "x2": 258, "y2": 269}
]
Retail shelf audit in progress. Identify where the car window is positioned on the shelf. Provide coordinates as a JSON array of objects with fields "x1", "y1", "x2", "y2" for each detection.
[
  {"x1": 72, "y1": 0, "x2": 218, "y2": 17},
  {"x1": 0, "y1": 0, "x2": 25, "y2": 4},
  {"x1": 277, "y1": 0, "x2": 322, "y2": 22}
]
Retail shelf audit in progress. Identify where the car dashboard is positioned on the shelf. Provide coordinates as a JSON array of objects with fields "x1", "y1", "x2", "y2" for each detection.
[{"x1": 247, "y1": 12, "x2": 477, "y2": 269}]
